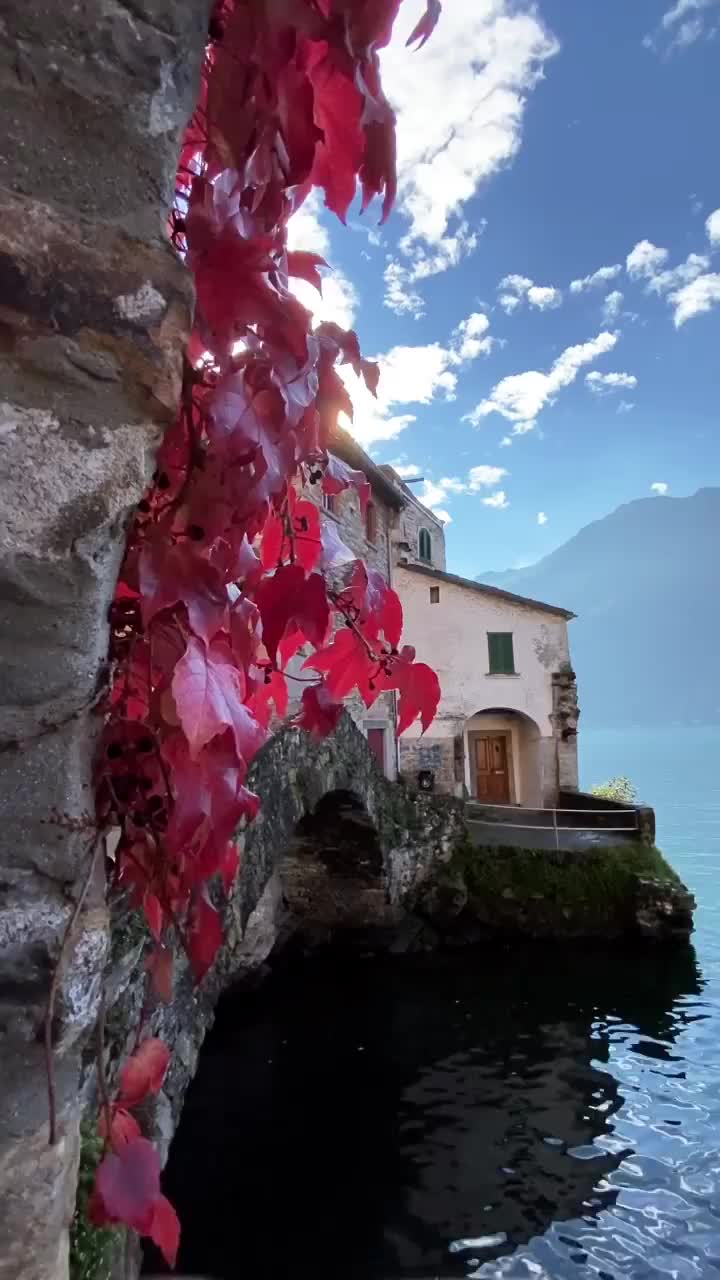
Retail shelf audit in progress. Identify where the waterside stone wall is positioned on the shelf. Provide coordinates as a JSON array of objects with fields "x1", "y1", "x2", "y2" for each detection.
[{"x1": 0, "y1": 5, "x2": 211, "y2": 1278}]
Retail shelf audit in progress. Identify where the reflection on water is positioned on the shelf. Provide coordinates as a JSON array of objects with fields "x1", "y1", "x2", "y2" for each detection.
[{"x1": 149, "y1": 943, "x2": 705, "y2": 1280}]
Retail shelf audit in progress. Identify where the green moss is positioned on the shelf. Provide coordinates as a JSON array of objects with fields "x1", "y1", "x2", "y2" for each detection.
[
  {"x1": 443, "y1": 840, "x2": 681, "y2": 932},
  {"x1": 70, "y1": 1125, "x2": 119, "y2": 1280}
]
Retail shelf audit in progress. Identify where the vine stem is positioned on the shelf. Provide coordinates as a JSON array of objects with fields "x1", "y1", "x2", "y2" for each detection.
[{"x1": 44, "y1": 831, "x2": 105, "y2": 1145}]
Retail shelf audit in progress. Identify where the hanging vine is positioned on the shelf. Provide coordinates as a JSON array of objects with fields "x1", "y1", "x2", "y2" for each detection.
[{"x1": 82, "y1": 0, "x2": 442, "y2": 1262}]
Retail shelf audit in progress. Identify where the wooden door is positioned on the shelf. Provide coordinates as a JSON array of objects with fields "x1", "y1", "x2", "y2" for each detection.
[
  {"x1": 367, "y1": 727, "x2": 386, "y2": 773},
  {"x1": 475, "y1": 734, "x2": 510, "y2": 803}
]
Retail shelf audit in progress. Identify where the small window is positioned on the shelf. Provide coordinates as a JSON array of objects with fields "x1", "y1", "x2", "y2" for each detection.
[
  {"x1": 322, "y1": 491, "x2": 336, "y2": 514},
  {"x1": 419, "y1": 528, "x2": 432, "y2": 562},
  {"x1": 488, "y1": 632, "x2": 515, "y2": 675},
  {"x1": 430, "y1": 586, "x2": 440, "y2": 604},
  {"x1": 365, "y1": 502, "x2": 378, "y2": 544}
]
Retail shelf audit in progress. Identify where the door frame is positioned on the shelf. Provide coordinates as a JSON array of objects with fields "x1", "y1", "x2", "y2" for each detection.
[
  {"x1": 363, "y1": 718, "x2": 393, "y2": 779},
  {"x1": 468, "y1": 729, "x2": 516, "y2": 803}
]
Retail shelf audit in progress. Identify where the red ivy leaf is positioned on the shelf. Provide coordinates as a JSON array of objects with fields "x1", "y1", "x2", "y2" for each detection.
[
  {"x1": 287, "y1": 250, "x2": 327, "y2": 293},
  {"x1": 323, "y1": 454, "x2": 371, "y2": 514},
  {"x1": 142, "y1": 891, "x2": 164, "y2": 942},
  {"x1": 149, "y1": 1193, "x2": 181, "y2": 1269},
  {"x1": 172, "y1": 635, "x2": 267, "y2": 763},
  {"x1": 292, "y1": 498, "x2": 322, "y2": 573},
  {"x1": 145, "y1": 945, "x2": 174, "y2": 1002},
  {"x1": 406, "y1": 0, "x2": 442, "y2": 49},
  {"x1": 98, "y1": 1106, "x2": 141, "y2": 1151},
  {"x1": 187, "y1": 891, "x2": 224, "y2": 982},
  {"x1": 118, "y1": 1039, "x2": 170, "y2": 1108},
  {"x1": 297, "y1": 684, "x2": 344, "y2": 737},
  {"x1": 303, "y1": 627, "x2": 380, "y2": 706},
  {"x1": 250, "y1": 668, "x2": 289, "y2": 728},
  {"x1": 260, "y1": 510, "x2": 284, "y2": 570},
  {"x1": 395, "y1": 661, "x2": 441, "y2": 736},
  {"x1": 94, "y1": 1137, "x2": 161, "y2": 1233},
  {"x1": 254, "y1": 564, "x2": 330, "y2": 664},
  {"x1": 360, "y1": 113, "x2": 398, "y2": 224},
  {"x1": 308, "y1": 50, "x2": 365, "y2": 223},
  {"x1": 219, "y1": 841, "x2": 240, "y2": 896},
  {"x1": 350, "y1": 562, "x2": 403, "y2": 647},
  {"x1": 139, "y1": 540, "x2": 229, "y2": 646}
]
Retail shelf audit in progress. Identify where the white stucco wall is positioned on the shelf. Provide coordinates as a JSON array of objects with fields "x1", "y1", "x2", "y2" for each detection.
[{"x1": 395, "y1": 565, "x2": 574, "y2": 804}]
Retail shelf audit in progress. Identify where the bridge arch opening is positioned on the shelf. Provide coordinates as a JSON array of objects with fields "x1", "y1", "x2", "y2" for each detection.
[{"x1": 279, "y1": 788, "x2": 391, "y2": 934}]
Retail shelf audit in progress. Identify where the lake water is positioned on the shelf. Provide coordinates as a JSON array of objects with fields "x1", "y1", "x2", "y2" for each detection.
[{"x1": 154, "y1": 726, "x2": 720, "y2": 1280}]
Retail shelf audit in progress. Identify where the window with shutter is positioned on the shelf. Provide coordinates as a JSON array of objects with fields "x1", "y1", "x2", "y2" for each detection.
[
  {"x1": 365, "y1": 502, "x2": 378, "y2": 544},
  {"x1": 487, "y1": 632, "x2": 516, "y2": 675},
  {"x1": 419, "y1": 528, "x2": 432, "y2": 562}
]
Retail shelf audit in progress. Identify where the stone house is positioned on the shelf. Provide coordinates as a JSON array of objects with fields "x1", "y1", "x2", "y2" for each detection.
[{"x1": 302, "y1": 431, "x2": 579, "y2": 806}]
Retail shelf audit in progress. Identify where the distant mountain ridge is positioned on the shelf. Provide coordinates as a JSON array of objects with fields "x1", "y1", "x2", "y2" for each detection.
[{"x1": 477, "y1": 488, "x2": 720, "y2": 728}]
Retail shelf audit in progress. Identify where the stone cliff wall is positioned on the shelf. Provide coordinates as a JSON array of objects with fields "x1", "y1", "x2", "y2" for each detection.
[{"x1": 0, "y1": 5, "x2": 211, "y2": 1277}]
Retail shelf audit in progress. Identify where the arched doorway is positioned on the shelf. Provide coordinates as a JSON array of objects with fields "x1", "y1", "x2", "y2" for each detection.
[
  {"x1": 464, "y1": 709, "x2": 546, "y2": 807},
  {"x1": 280, "y1": 789, "x2": 395, "y2": 934}
]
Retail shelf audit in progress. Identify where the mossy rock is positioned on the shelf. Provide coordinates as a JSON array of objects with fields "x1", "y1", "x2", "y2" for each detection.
[{"x1": 426, "y1": 841, "x2": 689, "y2": 940}]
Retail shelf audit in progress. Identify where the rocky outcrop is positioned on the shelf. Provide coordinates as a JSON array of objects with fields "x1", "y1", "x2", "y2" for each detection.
[
  {"x1": 415, "y1": 841, "x2": 695, "y2": 944},
  {"x1": 0, "y1": 5, "x2": 210, "y2": 1277}
]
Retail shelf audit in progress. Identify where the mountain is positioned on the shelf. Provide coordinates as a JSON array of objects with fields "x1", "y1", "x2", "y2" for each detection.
[{"x1": 477, "y1": 488, "x2": 720, "y2": 728}]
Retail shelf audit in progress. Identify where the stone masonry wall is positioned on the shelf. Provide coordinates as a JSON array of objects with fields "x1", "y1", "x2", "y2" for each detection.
[
  {"x1": 393, "y1": 484, "x2": 447, "y2": 571},
  {"x1": 552, "y1": 668, "x2": 580, "y2": 792},
  {"x1": 0, "y1": 6, "x2": 210, "y2": 1278},
  {"x1": 398, "y1": 735, "x2": 458, "y2": 794}
]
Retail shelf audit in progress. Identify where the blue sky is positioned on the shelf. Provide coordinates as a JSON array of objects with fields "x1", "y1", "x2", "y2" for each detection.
[{"x1": 289, "y1": 0, "x2": 720, "y2": 577}]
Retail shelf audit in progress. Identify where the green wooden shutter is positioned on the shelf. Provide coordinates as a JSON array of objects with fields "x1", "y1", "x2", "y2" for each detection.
[{"x1": 488, "y1": 632, "x2": 515, "y2": 674}]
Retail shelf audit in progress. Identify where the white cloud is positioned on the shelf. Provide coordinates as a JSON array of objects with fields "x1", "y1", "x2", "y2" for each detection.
[
  {"x1": 450, "y1": 312, "x2": 495, "y2": 361},
  {"x1": 651, "y1": 481, "x2": 669, "y2": 495},
  {"x1": 537, "y1": 511, "x2": 548, "y2": 525},
  {"x1": 393, "y1": 463, "x2": 422, "y2": 479},
  {"x1": 617, "y1": 400, "x2": 635, "y2": 414},
  {"x1": 383, "y1": 260, "x2": 425, "y2": 317},
  {"x1": 420, "y1": 478, "x2": 457, "y2": 508},
  {"x1": 624, "y1": 227, "x2": 719, "y2": 325},
  {"x1": 602, "y1": 290, "x2": 624, "y2": 323},
  {"x1": 499, "y1": 435, "x2": 513, "y2": 448},
  {"x1": 570, "y1": 264, "x2": 622, "y2": 293},
  {"x1": 498, "y1": 292, "x2": 522, "y2": 315},
  {"x1": 287, "y1": 193, "x2": 357, "y2": 329},
  {"x1": 647, "y1": 252, "x2": 710, "y2": 293},
  {"x1": 432, "y1": 509, "x2": 452, "y2": 525},
  {"x1": 380, "y1": 1, "x2": 559, "y2": 267},
  {"x1": 669, "y1": 272, "x2": 720, "y2": 326},
  {"x1": 663, "y1": 0, "x2": 718, "y2": 33},
  {"x1": 644, "y1": 0, "x2": 719, "y2": 50},
  {"x1": 340, "y1": 342, "x2": 457, "y2": 447},
  {"x1": 626, "y1": 240, "x2": 670, "y2": 279},
  {"x1": 468, "y1": 330, "x2": 618, "y2": 430},
  {"x1": 706, "y1": 207, "x2": 720, "y2": 245},
  {"x1": 498, "y1": 273, "x2": 562, "y2": 313},
  {"x1": 383, "y1": 223, "x2": 481, "y2": 315},
  {"x1": 483, "y1": 490, "x2": 510, "y2": 509},
  {"x1": 341, "y1": 304, "x2": 495, "y2": 448},
  {"x1": 585, "y1": 370, "x2": 638, "y2": 394},
  {"x1": 527, "y1": 284, "x2": 563, "y2": 309},
  {"x1": 468, "y1": 465, "x2": 509, "y2": 490}
]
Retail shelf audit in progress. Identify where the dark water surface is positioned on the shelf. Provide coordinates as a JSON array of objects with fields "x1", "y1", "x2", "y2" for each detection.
[{"x1": 155, "y1": 727, "x2": 720, "y2": 1279}]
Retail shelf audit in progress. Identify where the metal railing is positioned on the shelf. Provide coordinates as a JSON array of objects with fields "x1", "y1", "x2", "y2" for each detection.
[{"x1": 466, "y1": 801, "x2": 639, "y2": 851}]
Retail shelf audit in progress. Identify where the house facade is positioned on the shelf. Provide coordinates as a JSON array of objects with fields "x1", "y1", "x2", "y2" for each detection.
[{"x1": 301, "y1": 433, "x2": 579, "y2": 806}]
